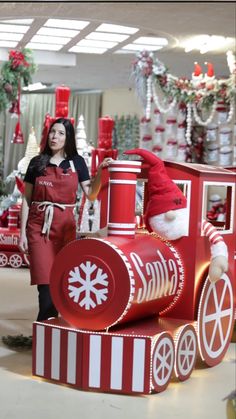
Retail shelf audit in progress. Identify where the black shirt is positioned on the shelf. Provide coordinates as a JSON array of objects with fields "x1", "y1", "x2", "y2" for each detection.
[{"x1": 24, "y1": 154, "x2": 90, "y2": 185}]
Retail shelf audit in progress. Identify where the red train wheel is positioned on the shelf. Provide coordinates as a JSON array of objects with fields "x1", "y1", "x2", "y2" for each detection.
[
  {"x1": 174, "y1": 324, "x2": 197, "y2": 381},
  {"x1": 0, "y1": 253, "x2": 8, "y2": 267},
  {"x1": 151, "y1": 332, "x2": 175, "y2": 392},
  {"x1": 197, "y1": 274, "x2": 234, "y2": 367},
  {"x1": 9, "y1": 254, "x2": 23, "y2": 268}
]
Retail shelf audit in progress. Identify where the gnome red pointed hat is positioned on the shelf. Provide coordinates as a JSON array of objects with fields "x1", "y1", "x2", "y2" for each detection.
[{"x1": 124, "y1": 148, "x2": 187, "y2": 232}]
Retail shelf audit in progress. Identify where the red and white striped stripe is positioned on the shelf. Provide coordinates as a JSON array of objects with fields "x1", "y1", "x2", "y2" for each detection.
[
  {"x1": 202, "y1": 220, "x2": 224, "y2": 245},
  {"x1": 33, "y1": 323, "x2": 83, "y2": 387},
  {"x1": 83, "y1": 332, "x2": 150, "y2": 393},
  {"x1": 33, "y1": 322, "x2": 151, "y2": 394}
]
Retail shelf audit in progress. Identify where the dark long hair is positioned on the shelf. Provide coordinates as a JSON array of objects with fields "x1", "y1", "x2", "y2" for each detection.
[{"x1": 32, "y1": 118, "x2": 78, "y2": 174}]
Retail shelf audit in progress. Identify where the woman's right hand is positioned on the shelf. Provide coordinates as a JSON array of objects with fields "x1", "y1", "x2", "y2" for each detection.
[{"x1": 19, "y1": 232, "x2": 28, "y2": 254}]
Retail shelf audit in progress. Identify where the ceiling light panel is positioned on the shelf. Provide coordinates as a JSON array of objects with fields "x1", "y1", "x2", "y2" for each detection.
[
  {"x1": 86, "y1": 32, "x2": 130, "y2": 42},
  {"x1": 44, "y1": 19, "x2": 90, "y2": 30},
  {"x1": 96, "y1": 23, "x2": 139, "y2": 34},
  {"x1": 26, "y1": 42, "x2": 63, "y2": 51},
  {"x1": 37, "y1": 27, "x2": 79, "y2": 37},
  {"x1": 134, "y1": 36, "x2": 168, "y2": 46},
  {"x1": 0, "y1": 32, "x2": 23, "y2": 41},
  {"x1": 77, "y1": 39, "x2": 117, "y2": 48},
  {"x1": 0, "y1": 19, "x2": 34, "y2": 25},
  {"x1": 0, "y1": 40, "x2": 18, "y2": 47},
  {"x1": 0, "y1": 23, "x2": 30, "y2": 33},
  {"x1": 122, "y1": 44, "x2": 163, "y2": 51},
  {"x1": 69, "y1": 46, "x2": 107, "y2": 54},
  {"x1": 31, "y1": 35, "x2": 70, "y2": 45}
]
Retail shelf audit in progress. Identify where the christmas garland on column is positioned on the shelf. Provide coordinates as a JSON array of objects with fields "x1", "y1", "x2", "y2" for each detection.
[
  {"x1": 132, "y1": 50, "x2": 236, "y2": 145},
  {"x1": 0, "y1": 48, "x2": 37, "y2": 113}
]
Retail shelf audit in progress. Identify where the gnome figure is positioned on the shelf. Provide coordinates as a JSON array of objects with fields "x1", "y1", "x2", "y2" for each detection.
[{"x1": 124, "y1": 148, "x2": 228, "y2": 283}]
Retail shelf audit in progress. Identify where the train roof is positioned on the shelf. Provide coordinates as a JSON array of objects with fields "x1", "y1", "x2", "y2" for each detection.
[{"x1": 164, "y1": 160, "x2": 236, "y2": 177}]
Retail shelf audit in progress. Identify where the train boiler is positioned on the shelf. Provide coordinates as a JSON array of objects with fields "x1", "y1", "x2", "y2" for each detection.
[{"x1": 32, "y1": 159, "x2": 236, "y2": 395}]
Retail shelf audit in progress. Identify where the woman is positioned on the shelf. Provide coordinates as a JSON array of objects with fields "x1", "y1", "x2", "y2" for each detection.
[{"x1": 19, "y1": 118, "x2": 111, "y2": 321}]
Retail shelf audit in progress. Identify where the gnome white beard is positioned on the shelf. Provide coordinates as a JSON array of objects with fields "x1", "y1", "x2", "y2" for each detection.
[{"x1": 149, "y1": 207, "x2": 188, "y2": 240}]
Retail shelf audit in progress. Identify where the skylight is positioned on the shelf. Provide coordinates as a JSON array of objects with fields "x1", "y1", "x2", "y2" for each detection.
[
  {"x1": 76, "y1": 39, "x2": 118, "y2": 49},
  {"x1": 26, "y1": 42, "x2": 63, "y2": 51},
  {"x1": 0, "y1": 17, "x2": 171, "y2": 56},
  {"x1": 31, "y1": 35, "x2": 71, "y2": 45},
  {"x1": 95, "y1": 23, "x2": 139, "y2": 34},
  {"x1": 86, "y1": 32, "x2": 130, "y2": 42},
  {"x1": 0, "y1": 24, "x2": 30, "y2": 33},
  {"x1": 0, "y1": 40, "x2": 18, "y2": 47},
  {"x1": 0, "y1": 32, "x2": 24, "y2": 41},
  {"x1": 69, "y1": 46, "x2": 107, "y2": 54},
  {"x1": 37, "y1": 27, "x2": 79, "y2": 38},
  {"x1": 44, "y1": 19, "x2": 90, "y2": 30},
  {"x1": 0, "y1": 19, "x2": 34, "y2": 25}
]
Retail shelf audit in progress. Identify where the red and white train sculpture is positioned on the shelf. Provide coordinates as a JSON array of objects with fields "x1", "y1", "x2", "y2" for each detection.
[
  {"x1": 0, "y1": 204, "x2": 29, "y2": 268},
  {"x1": 32, "y1": 158, "x2": 236, "y2": 395}
]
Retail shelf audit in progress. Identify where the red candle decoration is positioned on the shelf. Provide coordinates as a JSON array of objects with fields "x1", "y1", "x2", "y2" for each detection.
[
  {"x1": 205, "y1": 62, "x2": 214, "y2": 78},
  {"x1": 98, "y1": 116, "x2": 114, "y2": 149},
  {"x1": 55, "y1": 85, "x2": 71, "y2": 118},
  {"x1": 193, "y1": 62, "x2": 202, "y2": 77}
]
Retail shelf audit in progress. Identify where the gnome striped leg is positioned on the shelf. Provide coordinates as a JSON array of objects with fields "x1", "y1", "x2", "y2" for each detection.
[{"x1": 202, "y1": 220, "x2": 228, "y2": 282}]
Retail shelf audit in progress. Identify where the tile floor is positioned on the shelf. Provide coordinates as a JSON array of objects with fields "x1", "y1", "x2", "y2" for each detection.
[{"x1": 0, "y1": 267, "x2": 235, "y2": 419}]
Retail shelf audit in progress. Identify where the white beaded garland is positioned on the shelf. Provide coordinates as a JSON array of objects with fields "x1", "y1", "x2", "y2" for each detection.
[
  {"x1": 192, "y1": 101, "x2": 217, "y2": 126},
  {"x1": 151, "y1": 82, "x2": 177, "y2": 114},
  {"x1": 145, "y1": 76, "x2": 152, "y2": 119},
  {"x1": 185, "y1": 103, "x2": 192, "y2": 145}
]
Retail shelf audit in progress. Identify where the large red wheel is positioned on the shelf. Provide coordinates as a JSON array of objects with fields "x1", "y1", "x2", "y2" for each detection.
[
  {"x1": 197, "y1": 274, "x2": 234, "y2": 367},
  {"x1": 0, "y1": 253, "x2": 8, "y2": 267},
  {"x1": 174, "y1": 324, "x2": 197, "y2": 381},
  {"x1": 9, "y1": 253, "x2": 23, "y2": 268},
  {"x1": 151, "y1": 332, "x2": 175, "y2": 393}
]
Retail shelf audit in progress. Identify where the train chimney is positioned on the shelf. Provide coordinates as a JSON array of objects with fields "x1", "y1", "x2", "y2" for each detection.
[{"x1": 107, "y1": 160, "x2": 141, "y2": 238}]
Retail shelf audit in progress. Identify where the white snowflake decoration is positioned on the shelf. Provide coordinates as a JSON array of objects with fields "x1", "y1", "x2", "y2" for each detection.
[{"x1": 67, "y1": 261, "x2": 109, "y2": 310}]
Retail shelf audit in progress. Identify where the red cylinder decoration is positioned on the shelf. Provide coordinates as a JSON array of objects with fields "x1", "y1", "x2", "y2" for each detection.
[
  {"x1": 55, "y1": 85, "x2": 71, "y2": 118},
  {"x1": 108, "y1": 160, "x2": 141, "y2": 237},
  {"x1": 98, "y1": 116, "x2": 114, "y2": 149},
  {"x1": 8, "y1": 204, "x2": 20, "y2": 229}
]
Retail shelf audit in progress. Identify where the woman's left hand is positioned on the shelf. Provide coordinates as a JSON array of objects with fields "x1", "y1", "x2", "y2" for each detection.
[{"x1": 99, "y1": 157, "x2": 114, "y2": 169}]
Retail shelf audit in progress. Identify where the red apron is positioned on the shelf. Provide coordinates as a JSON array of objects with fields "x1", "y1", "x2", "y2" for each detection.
[{"x1": 27, "y1": 163, "x2": 78, "y2": 285}]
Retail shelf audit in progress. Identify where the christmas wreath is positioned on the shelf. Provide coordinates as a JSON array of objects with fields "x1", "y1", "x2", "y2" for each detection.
[{"x1": 0, "y1": 48, "x2": 37, "y2": 113}]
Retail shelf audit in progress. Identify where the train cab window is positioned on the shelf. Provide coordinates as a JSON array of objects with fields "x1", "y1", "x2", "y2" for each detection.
[
  {"x1": 135, "y1": 180, "x2": 146, "y2": 227},
  {"x1": 136, "y1": 179, "x2": 191, "y2": 234},
  {"x1": 202, "y1": 182, "x2": 235, "y2": 233}
]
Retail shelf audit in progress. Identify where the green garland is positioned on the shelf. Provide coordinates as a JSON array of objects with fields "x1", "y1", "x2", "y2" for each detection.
[
  {"x1": 132, "y1": 50, "x2": 236, "y2": 111},
  {"x1": 2, "y1": 334, "x2": 32, "y2": 349},
  {"x1": 0, "y1": 48, "x2": 37, "y2": 113}
]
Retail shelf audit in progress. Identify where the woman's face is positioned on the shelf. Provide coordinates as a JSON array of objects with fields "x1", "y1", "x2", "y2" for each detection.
[{"x1": 48, "y1": 123, "x2": 66, "y2": 155}]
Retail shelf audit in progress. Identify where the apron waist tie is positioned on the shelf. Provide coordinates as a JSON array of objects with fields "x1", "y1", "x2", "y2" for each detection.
[{"x1": 32, "y1": 201, "x2": 75, "y2": 238}]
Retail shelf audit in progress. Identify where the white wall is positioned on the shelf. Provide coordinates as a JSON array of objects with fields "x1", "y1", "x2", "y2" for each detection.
[{"x1": 101, "y1": 88, "x2": 143, "y2": 117}]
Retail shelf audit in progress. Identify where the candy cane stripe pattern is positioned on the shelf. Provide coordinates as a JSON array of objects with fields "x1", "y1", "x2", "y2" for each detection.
[
  {"x1": 202, "y1": 220, "x2": 224, "y2": 245},
  {"x1": 33, "y1": 322, "x2": 152, "y2": 394}
]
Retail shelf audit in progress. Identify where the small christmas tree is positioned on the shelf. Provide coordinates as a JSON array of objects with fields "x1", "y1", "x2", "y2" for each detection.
[
  {"x1": 76, "y1": 115, "x2": 87, "y2": 152},
  {"x1": 17, "y1": 127, "x2": 39, "y2": 175}
]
